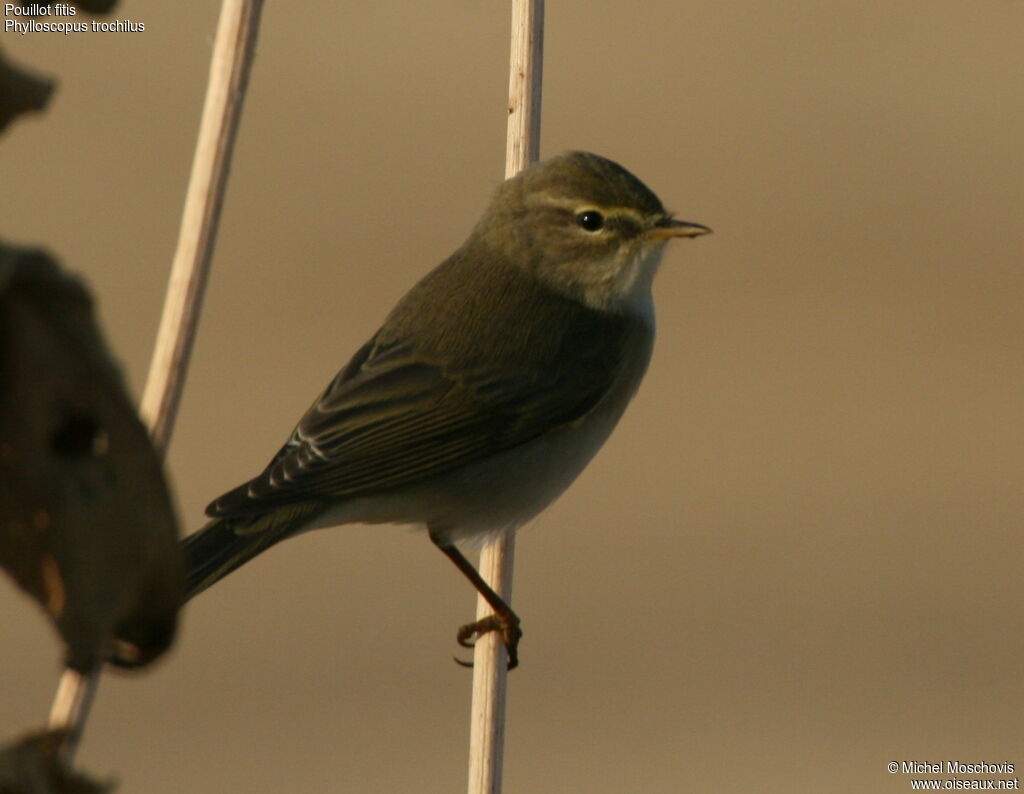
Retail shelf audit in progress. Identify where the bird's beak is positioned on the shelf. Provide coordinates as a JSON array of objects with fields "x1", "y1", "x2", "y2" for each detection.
[{"x1": 649, "y1": 218, "x2": 713, "y2": 240}]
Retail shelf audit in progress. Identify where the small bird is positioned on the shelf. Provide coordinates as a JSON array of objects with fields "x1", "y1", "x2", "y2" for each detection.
[{"x1": 180, "y1": 152, "x2": 710, "y2": 668}]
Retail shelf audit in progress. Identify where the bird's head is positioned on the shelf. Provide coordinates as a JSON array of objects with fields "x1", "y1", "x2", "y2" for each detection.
[{"x1": 475, "y1": 151, "x2": 710, "y2": 314}]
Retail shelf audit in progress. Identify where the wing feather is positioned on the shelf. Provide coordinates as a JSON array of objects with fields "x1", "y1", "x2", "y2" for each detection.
[{"x1": 207, "y1": 252, "x2": 648, "y2": 519}]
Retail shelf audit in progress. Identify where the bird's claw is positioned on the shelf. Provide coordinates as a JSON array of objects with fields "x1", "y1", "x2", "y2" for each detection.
[{"x1": 452, "y1": 613, "x2": 522, "y2": 670}]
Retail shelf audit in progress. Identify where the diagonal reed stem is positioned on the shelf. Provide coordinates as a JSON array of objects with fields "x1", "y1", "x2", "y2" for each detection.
[{"x1": 47, "y1": 0, "x2": 265, "y2": 763}]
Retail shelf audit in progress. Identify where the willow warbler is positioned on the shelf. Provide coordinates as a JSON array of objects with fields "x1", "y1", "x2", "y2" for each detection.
[{"x1": 181, "y1": 151, "x2": 710, "y2": 668}]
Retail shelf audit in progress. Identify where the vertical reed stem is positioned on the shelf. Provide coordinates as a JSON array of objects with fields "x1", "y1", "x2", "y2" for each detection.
[{"x1": 466, "y1": 3, "x2": 544, "y2": 792}]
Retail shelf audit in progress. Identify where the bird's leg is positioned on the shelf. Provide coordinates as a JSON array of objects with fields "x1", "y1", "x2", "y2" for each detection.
[{"x1": 429, "y1": 530, "x2": 522, "y2": 670}]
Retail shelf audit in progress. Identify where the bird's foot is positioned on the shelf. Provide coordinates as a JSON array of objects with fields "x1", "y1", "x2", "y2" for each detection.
[{"x1": 454, "y1": 612, "x2": 522, "y2": 670}]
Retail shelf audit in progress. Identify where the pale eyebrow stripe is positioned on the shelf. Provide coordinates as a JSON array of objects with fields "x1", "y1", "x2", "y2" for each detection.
[{"x1": 527, "y1": 193, "x2": 649, "y2": 225}]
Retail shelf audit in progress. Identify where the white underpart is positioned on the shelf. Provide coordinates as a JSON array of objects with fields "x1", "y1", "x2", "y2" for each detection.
[{"x1": 575, "y1": 240, "x2": 665, "y2": 322}]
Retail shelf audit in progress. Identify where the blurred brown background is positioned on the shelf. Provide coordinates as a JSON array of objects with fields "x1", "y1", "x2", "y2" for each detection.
[{"x1": 2, "y1": 1, "x2": 1022, "y2": 791}]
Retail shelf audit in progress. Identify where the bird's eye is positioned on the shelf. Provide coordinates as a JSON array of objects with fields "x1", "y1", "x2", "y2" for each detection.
[{"x1": 576, "y1": 210, "x2": 605, "y2": 232}]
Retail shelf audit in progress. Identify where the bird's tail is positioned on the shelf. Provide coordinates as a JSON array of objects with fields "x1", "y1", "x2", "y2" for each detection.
[{"x1": 183, "y1": 502, "x2": 325, "y2": 600}]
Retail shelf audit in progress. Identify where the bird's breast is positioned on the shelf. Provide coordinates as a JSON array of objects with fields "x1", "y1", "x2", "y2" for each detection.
[{"x1": 318, "y1": 322, "x2": 655, "y2": 544}]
